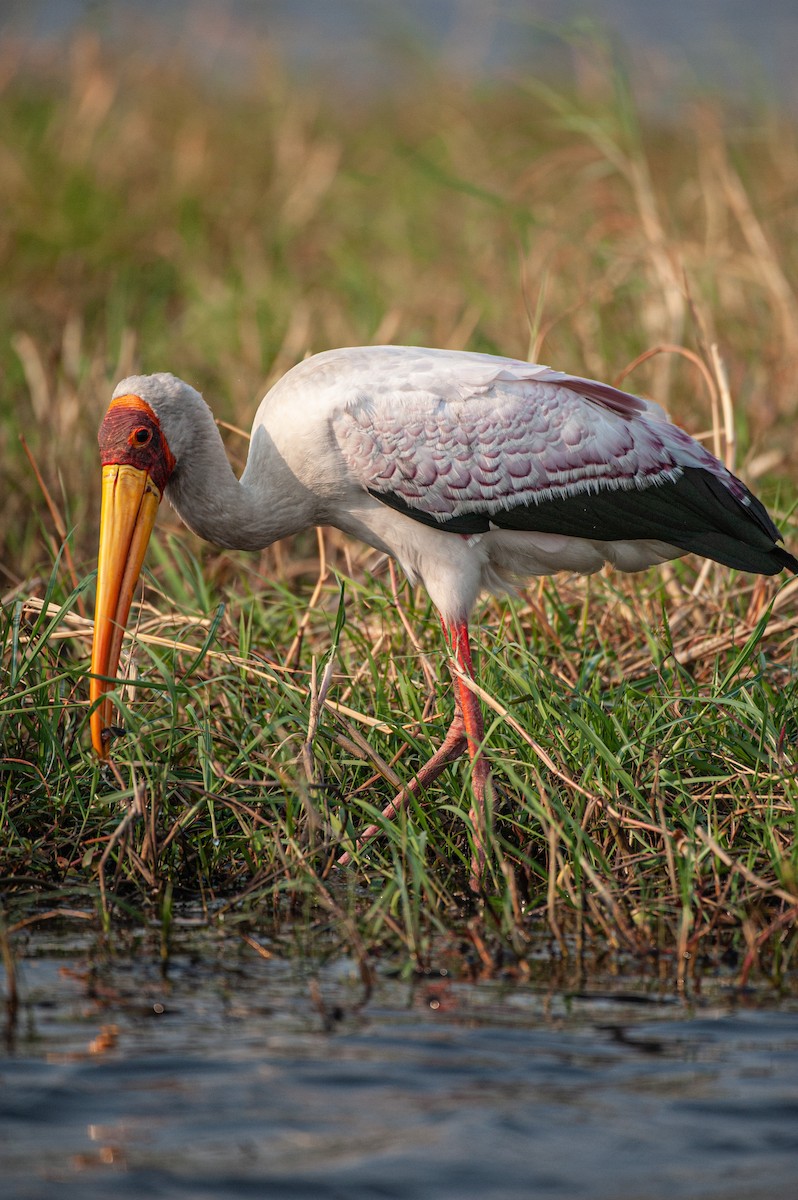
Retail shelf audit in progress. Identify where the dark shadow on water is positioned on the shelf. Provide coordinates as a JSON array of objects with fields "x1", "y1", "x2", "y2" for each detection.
[{"x1": 2, "y1": 923, "x2": 798, "y2": 1200}]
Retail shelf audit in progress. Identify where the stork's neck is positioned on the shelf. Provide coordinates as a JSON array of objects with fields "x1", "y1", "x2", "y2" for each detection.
[{"x1": 164, "y1": 412, "x2": 320, "y2": 551}]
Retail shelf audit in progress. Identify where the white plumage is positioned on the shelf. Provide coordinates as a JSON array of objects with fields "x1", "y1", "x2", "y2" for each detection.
[{"x1": 91, "y1": 345, "x2": 797, "y2": 887}]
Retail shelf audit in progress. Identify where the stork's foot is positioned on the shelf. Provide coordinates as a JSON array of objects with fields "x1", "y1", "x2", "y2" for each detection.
[
  {"x1": 338, "y1": 627, "x2": 495, "y2": 892},
  {"x1": 468, "y1": 754, "x2": 493, "y2": 894},
  {"x1": 336, "y1": 711, "x2": 468, "y2": 867},
  {"x1": 337, "y1": 711, "x2": 495, "y2": 895}
]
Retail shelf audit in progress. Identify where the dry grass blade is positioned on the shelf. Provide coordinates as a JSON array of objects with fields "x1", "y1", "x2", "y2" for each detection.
[{"x1": 695, "y1": 827, "x2": 798, "y2": 907}]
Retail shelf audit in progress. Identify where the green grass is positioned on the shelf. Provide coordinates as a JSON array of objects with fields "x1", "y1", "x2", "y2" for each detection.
[
  {"x1": 1, "y1": 33, "x2": 797, "y2": 986},
  {"x1": 4, "y1": 536, "x2": 797, "y2": 983}
]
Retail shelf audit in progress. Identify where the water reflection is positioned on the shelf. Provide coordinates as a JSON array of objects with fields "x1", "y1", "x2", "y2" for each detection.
[{"x1": 2, "y1": 938, "x2": 797, "y2": 1199}]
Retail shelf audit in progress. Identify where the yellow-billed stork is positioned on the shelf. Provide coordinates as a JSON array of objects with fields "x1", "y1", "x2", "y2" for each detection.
[{"x1": 89, "y1": 346, "x2": 796, "y2": 881}]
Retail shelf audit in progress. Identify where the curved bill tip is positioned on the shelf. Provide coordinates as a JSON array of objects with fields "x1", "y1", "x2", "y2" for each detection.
[{"x1": 90, "y1": 463, "x2": 161, "y2": 757}]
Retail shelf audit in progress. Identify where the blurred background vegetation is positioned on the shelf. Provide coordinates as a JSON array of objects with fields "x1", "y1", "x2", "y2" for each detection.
[{"x1": 2, "y1": 6, "x2": 797, "y2": 587}]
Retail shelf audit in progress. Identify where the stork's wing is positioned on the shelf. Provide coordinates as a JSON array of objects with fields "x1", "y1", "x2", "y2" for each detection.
[{"x1": 331, "y1": 357, "x2": 794, "y2": 576}]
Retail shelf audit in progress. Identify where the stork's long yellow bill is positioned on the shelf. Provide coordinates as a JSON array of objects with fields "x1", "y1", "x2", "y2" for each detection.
[{"x1": 90, "y1": 463, "x2": 161, "y2": 757}]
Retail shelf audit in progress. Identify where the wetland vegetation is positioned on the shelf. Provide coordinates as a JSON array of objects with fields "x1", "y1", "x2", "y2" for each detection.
[{"x1": 1, "y1": 29, "x2": 797, "y2": 991}]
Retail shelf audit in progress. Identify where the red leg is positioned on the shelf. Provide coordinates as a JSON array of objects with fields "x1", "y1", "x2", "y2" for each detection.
[
  {"x1": 336, "y1": 688, "x2": 468, "y2": 866},
  {"x1": 338, "y1": 618, "x2": 491, "y2": 891},
  {"x1": 444, "y1": 620, "x2": 491, "y2": 891}
]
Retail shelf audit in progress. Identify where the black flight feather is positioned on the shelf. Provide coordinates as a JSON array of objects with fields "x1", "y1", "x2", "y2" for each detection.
[{"x1": 369, "y1": 466, "x2": 797, "y2": 577}]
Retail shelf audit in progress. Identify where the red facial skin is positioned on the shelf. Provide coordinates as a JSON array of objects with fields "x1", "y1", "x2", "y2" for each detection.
[{"x1": 98, "y1": 394, "x2": 176, "y2": 487}]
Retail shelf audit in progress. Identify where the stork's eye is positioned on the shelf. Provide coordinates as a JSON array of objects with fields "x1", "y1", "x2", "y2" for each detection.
[{"x1": 131, "y1": 427, "x2": 152, "y2": 446}]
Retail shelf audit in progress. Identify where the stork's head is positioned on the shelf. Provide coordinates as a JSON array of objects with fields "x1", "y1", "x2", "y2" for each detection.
[{"x1": 89, "y1": 374, "x2": 186, "y2": 758}]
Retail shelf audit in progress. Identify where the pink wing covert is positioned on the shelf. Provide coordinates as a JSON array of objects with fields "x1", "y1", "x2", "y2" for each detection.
[{"x1": 332, "y1": 360, "x2": 723, "y2": 519}]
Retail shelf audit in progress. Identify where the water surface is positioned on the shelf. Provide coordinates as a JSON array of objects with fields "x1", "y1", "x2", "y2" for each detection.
[{"x1": 2, "y1": 931, "x2": 797, "y2": 1199}]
